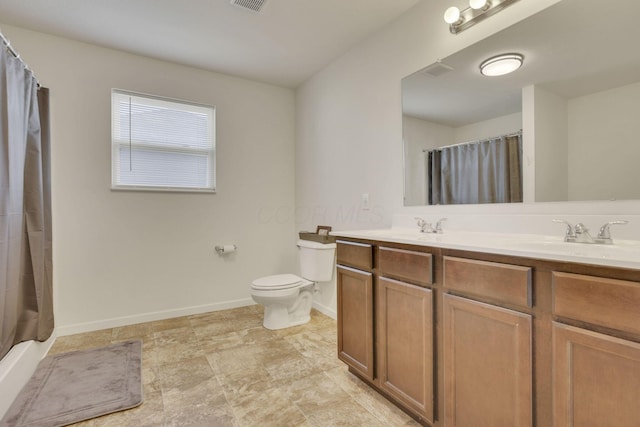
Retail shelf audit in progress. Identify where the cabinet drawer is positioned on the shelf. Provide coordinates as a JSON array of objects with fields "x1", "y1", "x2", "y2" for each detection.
[
  {"x1": 378, "y1": 247, "x2": 433, "y2": 286},
  {"x1": 443, "y1": 256, "x2": 532, "y2": 308},
  {"x1": 553, "y1": 272, "x2": 640, "y2": 335},
  {"x1": 337, "y1": 240, "x2": 373, "y2": 271}
]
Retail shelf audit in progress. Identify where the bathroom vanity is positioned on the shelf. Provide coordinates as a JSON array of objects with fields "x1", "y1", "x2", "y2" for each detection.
[{"x1": 333, "y1": 229, "x2": 640, "y2": 427}]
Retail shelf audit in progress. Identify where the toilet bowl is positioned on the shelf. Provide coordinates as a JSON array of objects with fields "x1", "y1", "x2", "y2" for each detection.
[
  {"x1": 251, "y1": 274, "x2": 315, "y2": 330},
  {"x1": 250, "y1": 240, "x2": 336, "y2": 330}
]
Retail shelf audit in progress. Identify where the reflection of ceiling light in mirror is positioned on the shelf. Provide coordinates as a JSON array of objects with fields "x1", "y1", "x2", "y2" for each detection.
[
  {"x1": 469, "y1": 0, "x2": 488, "y2": 9},
  {"x1": 444, "y1": 6, "x2": 461, "y2": 24},
  {"x1": 480, "y1": 53, "x2": 524, "y2": 76}
]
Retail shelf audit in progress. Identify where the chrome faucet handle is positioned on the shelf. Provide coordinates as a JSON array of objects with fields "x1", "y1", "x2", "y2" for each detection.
[
  {"x1": 435, "y1": 218, "x2": 448, "y2": 233},
  {"x1": 414, "y1": 217, "x2": 428, "y2": 233},
  {"x1": 597, "y1": 220, "x2": 629, "y2": 240},
  {"x1": 552, "y1": 219, "x2": 575, "y2": 241}
]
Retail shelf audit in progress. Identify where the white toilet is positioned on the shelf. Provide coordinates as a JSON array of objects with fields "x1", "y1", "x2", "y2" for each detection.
[{"x1": 251, "y1": 239, "x2": 336, "y2": 330}]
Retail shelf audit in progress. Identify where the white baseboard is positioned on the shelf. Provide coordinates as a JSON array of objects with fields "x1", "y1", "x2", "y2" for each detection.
[
  {"x1": 56, "y1": 298, "x2": 256, "y2": 336},
  {"x1": 0, "y1": 334, "x2": 56, "y2": 419},
  {"x1": 312, "y1": 301, "x2": 336, "y2": 320}
]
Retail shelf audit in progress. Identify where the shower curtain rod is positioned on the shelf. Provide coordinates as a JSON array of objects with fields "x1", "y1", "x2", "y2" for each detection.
[
  {"x1": 0, "y1": 29, "x2": 40, "y2": 86},
  {"x1": 423, "y1": 129, "x2": 522, "y2": 152}
]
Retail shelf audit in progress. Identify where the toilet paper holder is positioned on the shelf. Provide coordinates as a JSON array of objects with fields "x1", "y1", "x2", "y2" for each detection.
[{"x1": 215, "y1": 244, "x2": 237, "y2": 255}]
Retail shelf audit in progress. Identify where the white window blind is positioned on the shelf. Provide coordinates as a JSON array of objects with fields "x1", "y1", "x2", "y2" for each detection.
[{"x1": 111, "y1": 89, "x2": 216, "y2": 192}]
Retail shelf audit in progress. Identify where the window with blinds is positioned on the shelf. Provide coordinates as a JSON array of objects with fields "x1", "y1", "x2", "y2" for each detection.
[{"x1": 111, "y1": 90, "x2": 215, "y2": 192}]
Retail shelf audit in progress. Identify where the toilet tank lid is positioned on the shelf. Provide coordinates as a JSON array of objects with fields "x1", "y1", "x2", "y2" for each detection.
[{"x1": 297, "y1": 239, "x2": 337, "y2": 249}]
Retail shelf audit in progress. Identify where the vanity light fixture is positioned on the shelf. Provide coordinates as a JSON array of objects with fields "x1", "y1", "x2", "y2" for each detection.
[
  {"x1": 444, "y1": 0, "x2": 520, "y2": 34},
  {"x1": 479, "y1": 53, "x2": 524, "y2": 76}
]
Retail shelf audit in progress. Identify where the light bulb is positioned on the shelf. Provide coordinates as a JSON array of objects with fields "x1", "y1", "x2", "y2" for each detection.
[
  {"x1": 444, "y1": 6, "x2": 461, "y2": 24},
  {"x1": 469, "y1": 0, "x2": 488, "y2": 10}
]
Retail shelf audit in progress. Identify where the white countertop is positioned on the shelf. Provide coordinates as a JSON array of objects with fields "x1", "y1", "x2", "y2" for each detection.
[{"x1": 332, "y1": 228, "x2": 640, "y2": 271}]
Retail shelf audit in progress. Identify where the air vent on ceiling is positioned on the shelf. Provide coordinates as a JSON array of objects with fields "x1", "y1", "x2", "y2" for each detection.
[
  {"x1": 230, "y1": 0, "x2": 268, "y2": 13},
  {"x1": 423, "y1": 61, "x2": 454, "y2": 77}
]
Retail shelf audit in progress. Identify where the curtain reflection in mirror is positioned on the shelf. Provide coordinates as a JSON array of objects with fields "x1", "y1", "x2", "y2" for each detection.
[{"x1": 427, "y1": 132, "x2": 522, "y2": 205}]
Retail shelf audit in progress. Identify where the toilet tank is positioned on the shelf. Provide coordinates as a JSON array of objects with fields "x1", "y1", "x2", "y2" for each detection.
[{"x1": 297, "y1": 239, "x2": 337, "y2": 282}]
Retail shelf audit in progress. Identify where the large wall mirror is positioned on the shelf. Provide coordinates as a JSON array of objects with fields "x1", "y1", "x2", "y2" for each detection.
[{"x1": 402, "y1": 0, "x2": 640, "y2": 206}]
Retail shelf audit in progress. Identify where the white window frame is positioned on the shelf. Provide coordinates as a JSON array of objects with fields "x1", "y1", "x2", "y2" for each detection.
[{"x1": 111, "y1": 89, "x2": 216, "y2": 193}]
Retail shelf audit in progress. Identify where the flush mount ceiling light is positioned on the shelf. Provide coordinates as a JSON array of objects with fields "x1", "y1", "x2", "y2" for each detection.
[
  {"x1": 444, "y1": 0, "x2": 520, "y2": 34},
  {"x1": 479, "y1": 53, "x2": 524, "y2": 76}
]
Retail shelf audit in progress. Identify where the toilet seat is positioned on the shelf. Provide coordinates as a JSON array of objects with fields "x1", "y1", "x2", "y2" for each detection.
[{"x1": 251, "y1": 274, "x2": 305, "y2": 290}]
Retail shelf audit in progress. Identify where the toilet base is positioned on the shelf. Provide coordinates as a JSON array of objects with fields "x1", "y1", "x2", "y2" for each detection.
[
  {"x1": 253, "y1": 283, "x2": 315, "y2": 330},
  {"x1": 263, "y1": 306, "x2": 311, "y2": 330}
]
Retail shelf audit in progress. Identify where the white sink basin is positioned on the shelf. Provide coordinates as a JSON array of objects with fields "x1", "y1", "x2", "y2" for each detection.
[
  {"x1": 332, "y1": 228, "x2": 640, "y2": 269},
  {"x1": 500, "y1": 239, "x2": 640, "y2": 263}
]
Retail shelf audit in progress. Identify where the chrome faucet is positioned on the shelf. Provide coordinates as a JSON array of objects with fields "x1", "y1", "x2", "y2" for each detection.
[
  {"x1": 414, "y1": 217, "x2": 447, "y2": 233},
  {"x1": 553, "y1": 219, "x2": 629, "y2": 244},
  {"x1": 596, "y1": 220, "x2": 629, "y2": 244},
  {"x1": 552, "y1": 219, "x2": 576, "y2": 242},
  {"x1": 574, "y1": 223, "x2": 594, "y2": 243},
  {"x1": 414, "y1": 217, "x2": 432, "y2": 233}
]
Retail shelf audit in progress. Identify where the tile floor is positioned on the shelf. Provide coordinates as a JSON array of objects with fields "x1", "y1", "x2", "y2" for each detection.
[{"x1": 49, "y1": 305, "x2": 420, "y2": 426}]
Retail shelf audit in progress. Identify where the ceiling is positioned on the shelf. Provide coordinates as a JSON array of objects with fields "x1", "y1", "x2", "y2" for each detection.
[
  {"x1": 402, "y1": 0, "x2": 640, "y2": 127},
  {"x1": 0, "y1": 0, "x2": 420, "y2": 88}
]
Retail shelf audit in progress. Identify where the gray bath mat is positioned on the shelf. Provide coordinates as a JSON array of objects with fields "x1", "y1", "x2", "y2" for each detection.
[{"x1": 1, "y1": 340, "x2": 143, "y2": 427}]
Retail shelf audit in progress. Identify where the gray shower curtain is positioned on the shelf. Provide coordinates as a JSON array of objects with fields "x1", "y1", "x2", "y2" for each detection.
[
  {"x1": 428, "y1": 134, "x2": 522, "y2": 205},
  {"x1": 0, "y1": 45, "x2": 53, "y2": 360}
]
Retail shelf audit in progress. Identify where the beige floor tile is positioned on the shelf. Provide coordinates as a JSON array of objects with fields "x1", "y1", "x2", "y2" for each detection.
[
  {"x1": 229, "y1": 387, "x2": 307, "y2": 427},
  {"x1": 264, "y1": 352, "x2": 321, "y2": 385},
  {"x1": 45, "y1": 305, "x2": 421, "y2": 427},
  {"x1": 198, "y1": 330, "x2": 245, "y2": 354},
  {"x1": 158, "y1": 356, "x2": 215, "y2": 390},
  {"x1": 165, "y1": 401, "x2": 238, "y2": 427},
  {"x1": 324, "y1": 366, "x2": 416, "y2": 425},
  {"x1": 49, "y1": 329, "x2": 113, "y2": 355},
  {"x1": 162, "y1": 377, "x2": 227, "y2": 413},
  {"x1": 111, "y1": 322, "x2": 154, "y2": 341},
  {"x1": 282, "y1": 372, "x2": 352, "y2": 415},
  {"x1": 304, "y1": 398, "x2": 385, "y2": 427},
  {"x1": 152, "y1": 340, "x2": 205, "y2": 365},
  {"x1": 154, "y1": 326, "x2": 199, "y2": 345},
  {"x1": 152, "y1": 316, "x2": 191, "y2": 333}
]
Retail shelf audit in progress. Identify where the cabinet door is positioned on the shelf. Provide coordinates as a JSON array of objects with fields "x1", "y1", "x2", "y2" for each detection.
[
  {"x1": 553, "y1": 322, "x2": 640, "y2": 427},
  {"x1": 443, "y1": 293, "x2": 532, "y2": 427},
  {"x1": 378, "y1": 277, "x2": 434, "y2": 423},
  {"x1": 337, "y1": 265, "x2": 374, "y2": 381}
]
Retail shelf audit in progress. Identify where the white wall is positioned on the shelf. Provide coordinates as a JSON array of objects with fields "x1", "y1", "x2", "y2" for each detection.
[
  {"x1": 568, "y1": 81, "x2": 640, "y2": 201},
  {"x1": 531, "y1": 85, "x2": 568, "y2": 202},
  {"x1": 296, "y1": 0, "x2": 640, "y2": 314},
  {"x1": 2, "y1": 25, "x2": 298, "y2": 334},
  {"x1": 454, "y1": 112, "x2": 521, "y2": 143},
  {"x1": 296, "y1": 0, "x2": 561, "y2": 233},
  {"x1": 403, "y1": 116, "x2": 453, "y2": 206}
]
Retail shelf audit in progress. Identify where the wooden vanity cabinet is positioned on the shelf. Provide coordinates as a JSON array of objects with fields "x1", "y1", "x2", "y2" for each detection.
[
  {"x1": 336, "y1": 241, "x2": 374, "y2": 381},
  {"x1": 336, "y1": 240, "x2": 436, "y2": 424},
  {"x1": 335, "y1": 237, "x2": 640, "y2": 427},
  {"x1": 443, "y1": 294, "x2": 532, "y2": 427},
  {"x1": 443, "y1": 257, "x2": 533, "y2": 427},
  {"x1": 377, "y1": 249, "x2": 434, "y2": 423},
  {"x1": 552, "y1": 272, "x2": 640, "y2": 426}
]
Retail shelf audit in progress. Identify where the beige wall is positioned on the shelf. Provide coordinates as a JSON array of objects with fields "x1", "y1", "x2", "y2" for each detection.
[
  {"x1": 568, "y1": 81, "x2": 640, "y2": 201},
  {"x1": 402, "y1": 116, "x2": 453, "y2": 206},
  {"x1": 296, "y1": 0, "x2": 640, "y2": 313},
  {"x1": 3, "y1": 25, "x2": 298, "y2": 334},
  {"x1": 295, "y1": 0, "x2": 561, "y2": 233},
  {"x1": 530, "y1": 85, "x2": 569, "y2": 202}
]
